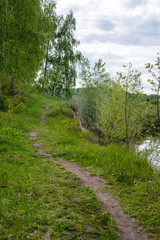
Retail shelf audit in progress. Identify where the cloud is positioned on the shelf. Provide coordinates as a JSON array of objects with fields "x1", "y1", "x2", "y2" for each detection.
[
  {"x1": 55, "y1": 0, "x2": 160, "y2": 93},
  {"x1": 126, "y1": 0, "x2": 148, "y2": 8},
  {"x1": 80, "y1": 15, "x2": 160, "y2": 47},
  {"x1": 120, "y1": 17, "x2": 160, "y2": 46},
  {"x1": 97, "y1": 19, "x2": 115, "y2": 32}
]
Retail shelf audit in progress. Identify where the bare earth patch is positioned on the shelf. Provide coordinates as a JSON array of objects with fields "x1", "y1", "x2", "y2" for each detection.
[
  {"x1": 28, "y1": 104, "x2": 149, "y2": 240},
  {"x1": 44, "y1": 229, "x2": 50, "y2": 240},
  {"x1": 40, "y1": 104, "x2": 52, "y2": 125}
]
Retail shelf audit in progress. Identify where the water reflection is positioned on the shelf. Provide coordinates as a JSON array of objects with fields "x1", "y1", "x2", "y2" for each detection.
[{"x1": 137, "y1": 137, "x2": 160, "y2": 167}]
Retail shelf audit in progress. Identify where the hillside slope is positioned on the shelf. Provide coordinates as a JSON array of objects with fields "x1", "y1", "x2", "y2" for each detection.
[{"x1": 0, "y1": 93, "x2": 159, "y2": 239}]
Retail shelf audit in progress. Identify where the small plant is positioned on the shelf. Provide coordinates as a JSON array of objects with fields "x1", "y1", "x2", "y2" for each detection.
[
  {"x1": 100, "y1": 212, "x2": 110, "y2": 225},
  {"x1": 8, "y1": 92, "x2": 25, "y2": 124}
]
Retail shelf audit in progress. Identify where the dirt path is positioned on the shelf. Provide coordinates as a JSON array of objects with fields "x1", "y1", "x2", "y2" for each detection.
[{"x1": 29, "y1": 105, "x2": 148, "y2": 240}]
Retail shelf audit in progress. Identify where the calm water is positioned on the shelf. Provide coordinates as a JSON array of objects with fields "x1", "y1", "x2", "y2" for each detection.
[{"x1": 137, "y1": 137, "x2": 160, "y2": 168}]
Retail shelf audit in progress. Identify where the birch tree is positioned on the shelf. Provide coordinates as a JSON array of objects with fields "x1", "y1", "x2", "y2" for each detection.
[
  {"x1": 78, "y1": 58, "x2": 111, "y2": 129},
  {"x1": 145, "y1": 53, "x2": 160, "y2": 125},
  {"x1": 118, "y1": 64, "x2": 144, "y2": 149},
  {"x1": 96, "y1": 63, "x2": 145, "y2": 149},
  {"x1": 0, "y1": 0, "x2": 46, "y2": 94}
]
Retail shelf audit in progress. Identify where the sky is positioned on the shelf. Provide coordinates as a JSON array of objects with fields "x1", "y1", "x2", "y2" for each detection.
[{"x1": 55, "y1": 0, "x2": 160, "y2": 94}]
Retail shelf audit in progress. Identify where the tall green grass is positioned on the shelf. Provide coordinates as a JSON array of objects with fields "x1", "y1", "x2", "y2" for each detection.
[{"x1": 43, "y1": 102, "x2": 153, "y2": 185}]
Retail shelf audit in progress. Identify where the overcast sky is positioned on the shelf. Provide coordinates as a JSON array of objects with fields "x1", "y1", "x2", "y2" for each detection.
[{"x1": 55, "y1": 0, "x2": 160, "y2": 94}]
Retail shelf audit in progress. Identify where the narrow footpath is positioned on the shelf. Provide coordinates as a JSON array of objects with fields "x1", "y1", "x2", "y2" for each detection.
[{"x1": 29, "y1": 105, "x2": 148, "y2": 240}]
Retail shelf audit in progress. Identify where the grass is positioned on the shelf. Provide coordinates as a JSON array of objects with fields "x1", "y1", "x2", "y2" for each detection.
[
  {"x1": 39, "y1": 99, "x2": 160, "y2": 239},
  {"x1": 42, "y1": 102, "x2": 153, "y2": 185},
  {"x1": 0, "y1": 93, "x2": 119, "y2": 239}
]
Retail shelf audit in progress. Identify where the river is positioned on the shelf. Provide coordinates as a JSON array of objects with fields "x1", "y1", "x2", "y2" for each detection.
[{"x1": 137, "y1": 137, "x2": 160, "y2": 168}]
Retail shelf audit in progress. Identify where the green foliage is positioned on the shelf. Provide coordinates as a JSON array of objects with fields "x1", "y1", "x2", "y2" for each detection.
[
  {"x1": 0, "y1": 92, "x2": 9, "y2": 111},
  {"x1": 0, "y1": 0, "x2": 46, "y2": 92},
  {"x1": 36, "y1": 0, "x2": 57, "y2": 94},
  {"x1": 38, "y1": 10, "x2": 81, "y2": 99},
  {"x1": 117, "y1": 63, "x2": 145, "y2": 149},
  {"x1": 80, "y1": 62, "x2": 147, "y2": 148},
  {"x1": 77, "y1": 58, "x2": 111, "y2": 129},
  {"x1": 147, "y1": 94, "x2": 158, "y2": 101},
  {"x1": 96, "y1": 82, "x2": 125, "y2": 143},
  {"x1": 146, "y1": 53, "x2": 160, "y2": 125},
  {"x1": 46, "y1": 99, "x2": 72, "y2": 118}
]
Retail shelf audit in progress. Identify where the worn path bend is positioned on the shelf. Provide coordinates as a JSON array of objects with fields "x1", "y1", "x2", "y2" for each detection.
[{"x1": 28, "y1": 105, "x2": 148, "y2": 240}]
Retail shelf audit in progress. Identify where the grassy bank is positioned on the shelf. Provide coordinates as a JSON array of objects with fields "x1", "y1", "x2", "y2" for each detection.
[
  {"x1": 0, "y1": 93, "x2": 118, "y2": 239},
  {"x1": 39, "y1": 99, "x2": 160, "y2": 239}
]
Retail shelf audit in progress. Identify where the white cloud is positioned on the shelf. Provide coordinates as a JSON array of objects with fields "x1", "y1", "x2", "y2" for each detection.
[{"x1": 55, "y1": 0, "x2": 160, "y2": 93}]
